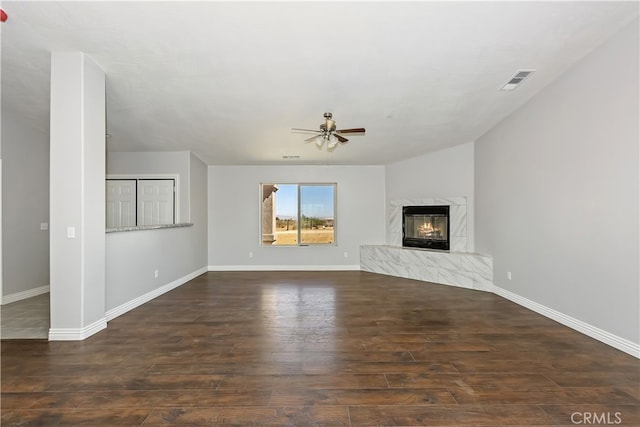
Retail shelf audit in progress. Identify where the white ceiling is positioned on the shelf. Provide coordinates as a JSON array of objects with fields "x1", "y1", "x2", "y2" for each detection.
[{"x1": 1, "y1": 1, "x2": 637, "y2": 165}]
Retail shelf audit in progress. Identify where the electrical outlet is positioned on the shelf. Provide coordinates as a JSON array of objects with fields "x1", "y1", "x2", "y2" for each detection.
[
  {"x1": 344, "y1": 252, "x2": 349, "y2": 258},
  {"x1": 154, "y1": 269, "x2": 159, "y2": 279},
  {"x1": 249, "y1": 251, "x2": 254, "y2": 259},
  {"x1": 507, "y1": 271, "x2": 512, "y2": 280},
  {"x1": 66, "y1": 227, "x2": 76, "y2": 239},
  {"x1": 40, "y1": 223, "x2": 49, "y2": 231}
]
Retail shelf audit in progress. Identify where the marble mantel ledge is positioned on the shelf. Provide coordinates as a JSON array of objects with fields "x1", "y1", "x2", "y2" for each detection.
[{"x1": 106, "y1": 223, "x2": 193, "y2": 233}]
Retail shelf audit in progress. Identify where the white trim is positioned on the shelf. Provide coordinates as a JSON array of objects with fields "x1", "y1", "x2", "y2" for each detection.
[
  {"x1": 208, "y1": 264, "x2": 361, "y2": 272},
  {"x1": 48, "y1": 317, "x2": 107, "y2": 341},
  {"x1": 186, "y1": 154, "x2": 192, "y2": 223},
  {"x1": 105, "y1": 267, "x2": 207, "y2": 321},
  {"x1": 80, "y1": 55, "x2": 86, "y2": 328},
  {"x1": 0, "y1": 285, "x2": 50, "y2": 305},
  {"x1": 489, "y1": 283, "x2": 640, "y2": 359}
]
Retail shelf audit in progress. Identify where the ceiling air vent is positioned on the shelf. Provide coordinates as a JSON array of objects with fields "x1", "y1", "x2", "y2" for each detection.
[{"x1": 500, "y1": 69, "x2": 536, "y2": 91}]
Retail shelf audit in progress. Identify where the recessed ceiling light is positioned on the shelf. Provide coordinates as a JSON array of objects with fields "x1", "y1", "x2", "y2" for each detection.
[{"x1": 500, "y1": 69, "x2": 536, "y2": 91}]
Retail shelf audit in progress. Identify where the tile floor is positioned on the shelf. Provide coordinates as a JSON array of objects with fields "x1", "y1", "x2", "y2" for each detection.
[{"x1": 0, "y1": 293, "x2": 49, "y2": 339}]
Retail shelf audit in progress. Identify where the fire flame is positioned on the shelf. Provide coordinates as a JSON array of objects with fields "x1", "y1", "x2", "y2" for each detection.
[{"x1": 419, "y1": 222, "x2": 434, "y2": 232}]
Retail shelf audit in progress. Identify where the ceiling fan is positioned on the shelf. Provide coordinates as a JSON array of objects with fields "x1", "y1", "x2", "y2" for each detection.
[{"x1": 292, "y1": 112, "x2": 365, "y2": 149}]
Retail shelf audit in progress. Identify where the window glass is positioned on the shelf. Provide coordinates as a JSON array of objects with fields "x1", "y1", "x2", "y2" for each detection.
[{"x1": 300, "y1": 185, "x2": 335, "y2": 245}]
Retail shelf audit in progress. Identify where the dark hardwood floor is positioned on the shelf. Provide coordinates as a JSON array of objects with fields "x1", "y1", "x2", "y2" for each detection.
[{"x1": 2, "y1": 271, "x2": 638, "y2": 426}]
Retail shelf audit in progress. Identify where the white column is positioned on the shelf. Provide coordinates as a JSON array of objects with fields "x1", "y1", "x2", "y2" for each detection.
[{"x1": 49, "y1": 52, "x2": 106, "y2": 340}]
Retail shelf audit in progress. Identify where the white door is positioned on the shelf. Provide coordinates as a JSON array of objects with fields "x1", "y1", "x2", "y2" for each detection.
[
  {"x1": 106, "y1": 180, "x2": 136, "y2": 227},
  {"x1": 137, "y1": 179, "x2": 175, "y2": 226}
]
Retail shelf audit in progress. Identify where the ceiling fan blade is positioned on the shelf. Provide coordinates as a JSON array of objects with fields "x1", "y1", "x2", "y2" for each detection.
[
  {"x1": 292, "y1": 128, "x2": 322, "y2": 134},
  {"x1": 305, "y1": 134, "x2": 323, "y2": 143},
  {"x1": 336, "y1": 128, "x2": 366, "y2": 134},
  {"x1": 334, "y1": 133, "x2": 349, "y2": 143}
]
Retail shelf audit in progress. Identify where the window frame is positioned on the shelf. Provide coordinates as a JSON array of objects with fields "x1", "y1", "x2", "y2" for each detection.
[{"x1": 260, "y1": 182, "x2": 337, "y2": 247}]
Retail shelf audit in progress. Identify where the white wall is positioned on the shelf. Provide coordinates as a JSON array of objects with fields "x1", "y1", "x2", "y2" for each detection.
[
  {"x1": 107, "y1": 151, "x2": 191, "y2": 222},
  {"x1": 475, "y1": 20, "x2": 639, "y2": 346},
  {"x1": 385, "y1": 142, "x2": 475, "y2": 251},
  {"x1": 1, "y1": 110, "x2": 50, "y2": 299},
  {"x1": 189, "y1": 152, "x2": 209, "y2": 269},
  {"x1": 105, "y1": 152, "x2": 208, "y2": 313},
  {"x1": 208, "y1": 165, "x2": 386, "y2": 269}
]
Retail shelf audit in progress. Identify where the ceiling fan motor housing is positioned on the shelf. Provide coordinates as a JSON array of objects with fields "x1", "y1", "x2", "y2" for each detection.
[{"x1": 322, "y1": 112, "x2": 336, "y2": 132}]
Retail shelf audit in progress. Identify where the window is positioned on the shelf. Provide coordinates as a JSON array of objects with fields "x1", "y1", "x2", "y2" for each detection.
[
  {"x1": 106, "y1": 178, "x2": 176, "y2": 227},
  {"x1": 261, "y1": 183, "x2": 336, "y2": 246}
]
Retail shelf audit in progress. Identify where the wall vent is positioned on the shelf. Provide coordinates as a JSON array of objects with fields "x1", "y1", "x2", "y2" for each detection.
[{"x1": 500, "y1": 69, "x2": 536, "y2": 91}]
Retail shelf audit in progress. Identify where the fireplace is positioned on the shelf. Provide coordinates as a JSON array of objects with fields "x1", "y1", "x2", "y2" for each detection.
[{"x1": 402, "y1": 205, "x2": 450, "y2": 251}]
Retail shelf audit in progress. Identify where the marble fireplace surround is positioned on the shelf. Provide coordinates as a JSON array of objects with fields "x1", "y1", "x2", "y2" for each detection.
[
  {"x1": 361, "y1": 197, "x2": 494, "y2": 291},
  {"x1": 390, "y1": 197, "x2": 467, "y2": 251}
]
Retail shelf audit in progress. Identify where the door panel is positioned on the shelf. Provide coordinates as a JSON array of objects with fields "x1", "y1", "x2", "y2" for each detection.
[
  {"x1": 106, "y1": 180, "x2": 136, "y2": 227},
  {"x1": 137, "y1": 179, "x2": 175, "y2": 226}
]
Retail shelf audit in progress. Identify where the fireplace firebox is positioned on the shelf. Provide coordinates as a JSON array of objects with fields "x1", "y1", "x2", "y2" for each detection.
[{"x1": 402, "y1": 205, "x2": 450, "y2": 251}]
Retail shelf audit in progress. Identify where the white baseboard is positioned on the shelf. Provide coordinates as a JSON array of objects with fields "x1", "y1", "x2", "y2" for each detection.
[
  {"x1": 1, "y1": 285, "x2": 50, "y2": 305},
  {"x1": 208, "y1": 264, "x2": 361, "y2": 272},
  {"x1": 489, "y1": 284, "x2": 640, "y2": 359},
  {"x1": 105, "y1": 267, "x2": 208, "y2": 322},
  {"x1": 49, "y1": 317, "x2": 107, "y2": 341}
]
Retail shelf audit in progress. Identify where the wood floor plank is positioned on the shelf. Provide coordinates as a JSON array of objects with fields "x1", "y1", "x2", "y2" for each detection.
[
  {"x1": 2, "y1": 271, "x2": 638, "y2": 426},
  {"x1": 450, "y1": 386, "x2": 640, "y2": 405},
  {"x1": 269, "y1": 388, "x2": 457, "y2": 406},
  {"x1": 348, "y1": 404, "x2": 555, "y2": 426},
  {"x1": 16, "y1": 373, "x2": 225, "y2": 392},
  {"x1": 140, "y1": 406, "x2": 350, "y2": 426},
  {"x1": 1, "y1": 408, "x2": 152, "y2": 427},
  {"x1": 385, "y1": 372, "x2": 559, "y2": 389},
  {"x1": 217, "y1": 373, "x2": 388, "y2": 390}
]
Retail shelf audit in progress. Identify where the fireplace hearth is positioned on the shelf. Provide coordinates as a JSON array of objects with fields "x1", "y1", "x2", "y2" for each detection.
[{"x1": 402, "y1": 205, "x2": 450, "y2": 251}]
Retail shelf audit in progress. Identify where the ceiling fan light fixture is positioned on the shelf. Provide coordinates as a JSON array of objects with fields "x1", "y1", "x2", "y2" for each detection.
[
  {"x1": 327, "y1": 134, "x2": 338, "y2": 149},
  {"x1": 315, "y1": 136, "x2": 325, "y2": 148}
]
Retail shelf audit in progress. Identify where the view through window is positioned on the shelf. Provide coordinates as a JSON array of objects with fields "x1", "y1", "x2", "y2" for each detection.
[{"x1": 261, "y1": 183, "x2": 336, "y2": 246}]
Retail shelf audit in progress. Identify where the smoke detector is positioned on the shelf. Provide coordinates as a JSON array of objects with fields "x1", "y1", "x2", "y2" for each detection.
[{"x1": 500, "y1": 69, "x2": 536, "y2": 91}]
